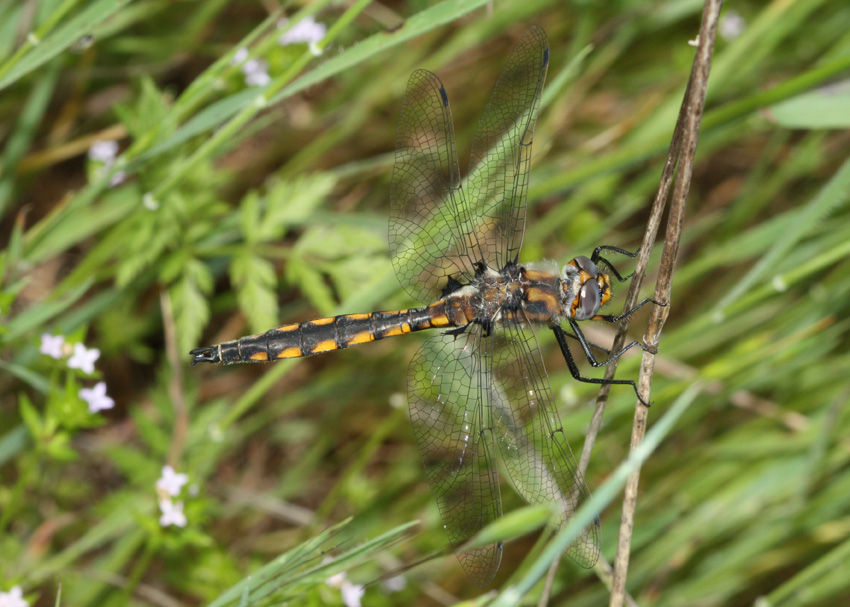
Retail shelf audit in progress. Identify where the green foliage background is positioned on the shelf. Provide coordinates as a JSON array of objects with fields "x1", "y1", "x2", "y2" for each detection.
[{"x1": 1, "y1": 0, "x2": 849, "y2": 605}]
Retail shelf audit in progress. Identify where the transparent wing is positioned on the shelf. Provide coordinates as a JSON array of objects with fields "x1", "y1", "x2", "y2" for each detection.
[
  {"x1": 466, "y1": 25, "x2": 549, "y2": 269},
  {"x1": 389, "y1": 70, "x2": 479, "y2": 304},
  {"x1": 408, "y1": 329, "x2": 503, "y2": 587},
  {"x1": 490, "y1": 318, "x2": 600, "y2": 568}
]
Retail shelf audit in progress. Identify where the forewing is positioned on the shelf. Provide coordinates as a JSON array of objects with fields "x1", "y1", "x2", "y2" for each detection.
[
  {"x1": 389, "y1": 70, "x2": 479, "y2": 304},
  {"x1": 490, "y1": 319, "x2": 600, "y2": 569},
  {"x1": 408, "y1": 329, "x2": 503, "y2": 587},
  {"x1": 466, "y1": 26, "x2": 549, "y2": 269}
]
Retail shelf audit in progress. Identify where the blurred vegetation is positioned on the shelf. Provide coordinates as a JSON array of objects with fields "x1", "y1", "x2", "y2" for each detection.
[{"x1": 1, "y1": 0, "x2": 849, "y2": 606}]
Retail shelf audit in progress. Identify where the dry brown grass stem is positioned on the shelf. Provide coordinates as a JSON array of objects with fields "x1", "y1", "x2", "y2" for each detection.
[
  {"x1": 539, "y1": 2, "x2": 723, "y2": 603},
  {"x1": 607, "y1": 2, "x2": 723, "y2": 606}
]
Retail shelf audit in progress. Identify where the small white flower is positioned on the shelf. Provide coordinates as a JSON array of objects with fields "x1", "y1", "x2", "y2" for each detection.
[
  {"x1": 79, "y1": 382, "x2": 114, "y2": 413},
  {"x1": 67, "y1": 343, "x2": 100, "y2": 374},
  {"x1": 241, "y1": 58, "x2": 271, "y2": 87},
  {"x1": 40, "y1": 333, "x2": 65, "y2": 359},
  {"x1": 381, "y1": 575, "x2": 406, "y2": 593},
  {"x1": 230, "y1": 47, "x2": 249, "y2": 65},
  {"x1": 0, "y1": 586, "x2": 27, "y2": 607},
  {"x1": 340, "y1": 582, "x2": 365, "y2": 607},
  {"x1": 245, "y1": 70, "x2": 271, "y2": 87},
  {"x1": 325, "y1": 569, "x2": 346, "y2": 589},
  {"x1": 308, "y1": 41, "x2": 323, "y2": 57},
  {"x1": 109, "y1": 170, "x2": 127, "y2": 187},
  {"x1": 156, "y1": 465, "x2": 189, "y2": 497},
  {"x1": 0, "y1": 586, "x2": 28, "y2": 607},
  {"x1": 88, "y1": 140, "x2": 119, "y2": 164},
  {"x1": 278, "y1": 16, "x2": 326, "y2": 46},
  {"x1": 719, "y1": 10, "x2": 745, "y2": 41},
  {"x1": 142, "y1": 192, "x2": 159, "y2": 211},
  {"x1": 159, "y1": 498, "x2": 187, "y2": 527}
]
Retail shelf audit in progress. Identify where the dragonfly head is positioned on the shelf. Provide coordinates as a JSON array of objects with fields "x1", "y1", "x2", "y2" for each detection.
[{"x1": 561, "y1": 256, "x2": 613, "y2": 321}]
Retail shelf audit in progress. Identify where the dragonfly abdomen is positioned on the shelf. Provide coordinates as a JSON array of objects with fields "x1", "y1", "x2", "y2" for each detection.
[{"x1": 190, "y1": 302, "x2": 457, "y2": 365}]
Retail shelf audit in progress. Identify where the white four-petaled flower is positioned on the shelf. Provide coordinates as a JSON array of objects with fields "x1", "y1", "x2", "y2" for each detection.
[
  {"x1": 156, "y1": 465, "x2": 189, "y2": 497},
  {"x1": 40, "y1": 333, "x2": 65, "y2": 359},
  {"x1": 79, "y1": 382, "x2": 114, "y2": 413},
  {"x1": 88, "y1": 140, "x2": 119, "y2": 163},
  {"x1": 278, "y1": 16, "x2": 326, "y2": 46},
  {"x1": 719, "y1": 9, "x2": 745, "y2": 41},
  {"x1": 230, "y1": 47, "x2": 249, "y2": 65},
  {"x1": 67, "y1": 342, "x2": 100, "y2": 374},
  {"x1": 159, "y1": 499, "x2": 187, "y2": 527},
  {"x1": 340, "y1": 582, "x2": 365, "y2": 607},
  {"x1": 0, "y1": 586, "x2": 28, "y2": 607},
  {"x1": 242, "y1": 58, "x2": 271, "y2": 87},
  {"x1": 324, "y1": 566, "x2": 365, "y2": 607}
]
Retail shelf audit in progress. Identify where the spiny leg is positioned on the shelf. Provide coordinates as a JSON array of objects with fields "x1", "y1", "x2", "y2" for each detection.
[
  {"x1": 591, "y1": 245, "x2": 640, "y2": 282},
  {"x1": 591, "y1": 297, "x2": 666, "y2": 324},
  {"x1": 553, "y1": 326, "x2": 649, "y2": 407},
  {"x1": 566, "y1": 318, "x2": 655, "y2": 368}
]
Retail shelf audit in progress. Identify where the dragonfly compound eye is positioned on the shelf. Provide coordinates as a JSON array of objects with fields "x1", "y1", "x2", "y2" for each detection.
[
  {"x1": 575, "y1": 280, "x2": 601, "y2": 320},
  {"x1": 572, "y1": 256, "x2": 598, "y2": 278}
]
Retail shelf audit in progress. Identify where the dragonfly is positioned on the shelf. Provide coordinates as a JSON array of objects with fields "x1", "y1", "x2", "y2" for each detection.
[{"x1": 191, "y1": 26, "x2": 662, "y2": 587}]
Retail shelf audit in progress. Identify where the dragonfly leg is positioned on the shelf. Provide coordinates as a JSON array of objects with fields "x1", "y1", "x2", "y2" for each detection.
[
  {"x1": 591, "y1": 245, "x2": 639, "y2": 282},
  {"x1": 567, "y1": 318, "x2": 656, "y2": 365},
  {"x1": 561, "y1": 330, "x2": 612, "y2": 356},
  {"x1": 553, "y1": 326, "x2": 649, "y2": 407},
  {"x1": 591, "y1": 297, "x2": 666, "y2": 325}
]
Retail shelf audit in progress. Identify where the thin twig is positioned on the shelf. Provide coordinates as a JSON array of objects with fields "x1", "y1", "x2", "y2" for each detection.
[
  {"x1": 609, "y1": 3, "x2": 723, "y2": 607},
  {"x1": 540, "y1": 5, "x2": 721, "y2": 604}
]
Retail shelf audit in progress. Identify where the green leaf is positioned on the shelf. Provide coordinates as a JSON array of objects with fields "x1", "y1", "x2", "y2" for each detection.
[
  {"x1": 18, "y1": 393, "x2": 43, "y2": 438},
  {"x1": 173, "y1": 259, "x2": 213, "y2": 352},
  {"x1": 2, "y1": 279, "x2": 93, "y2": 343},
  {"x1": 285, "y1": 254, "x2": 335, "y2": 315},
  {"x1": 46, "y1": 432, "x2": 78, "y2": 462},
  {"x1": 769, "y1": 82, "x2": 850, "y2": 129},
  {"x1": 259, "y1": 173, "x2": 336, "y2": 241},
  {"x1": 230, "y1": 251, "x2": 279, "y2": 333},
  {"x1": 467, "y1": 504, "x2": 553, "y2": 549},
  {"x1": 132, "y1": 0, "x2": 494, "y2": 162},
  {"x1": 239, "y1": 190, "x2": 261, "y2": 244}
]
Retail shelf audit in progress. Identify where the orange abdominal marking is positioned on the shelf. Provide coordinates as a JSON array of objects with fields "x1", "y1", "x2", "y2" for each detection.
[
  {"x1": 311, "y1": 339, "x2": 337, "y2": 353},
  {"x1": 277, "y1": 346, "x2": 303, "y2": 358},
  {"x1": 277, "y1": 323, "x2": 299, "y2": 332},
  {"x1": 346, "y1": 331, "x2": 374, "y2": 345},
  {"x1": 430, "y1": 314, "x2": 450, "y2": 327},
  {"x1": 308, "y1": 317, "x2": 335, "y2": 326},
  {"x1": 250, "y1": 351, "x2": 269, "y2": 361},
  {"x1": 346, "y1": 313, "x2": 371, "y2": 321}
]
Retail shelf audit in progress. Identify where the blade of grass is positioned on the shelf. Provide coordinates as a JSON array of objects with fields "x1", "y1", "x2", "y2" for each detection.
[{"x1": 0, "y1": 0, "x2": 134, "y2": 91}]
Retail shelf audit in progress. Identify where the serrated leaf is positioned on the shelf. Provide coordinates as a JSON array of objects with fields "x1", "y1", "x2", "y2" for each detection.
[
  {"x1": 285, "y1": 255, "x2": 335, "y2": 315},
  {"x1": 258, "y1": 173, "x2": 336, "y2": 242},
  {"x1": 230, "y1": 252, "x2": 278, "y2": 333},
  {"x1": 239, "y1": 190, "x2": 261, "y2": 243},
  {"x1": 173, "y1": 260, "x2": 212, "y2": 353}
]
